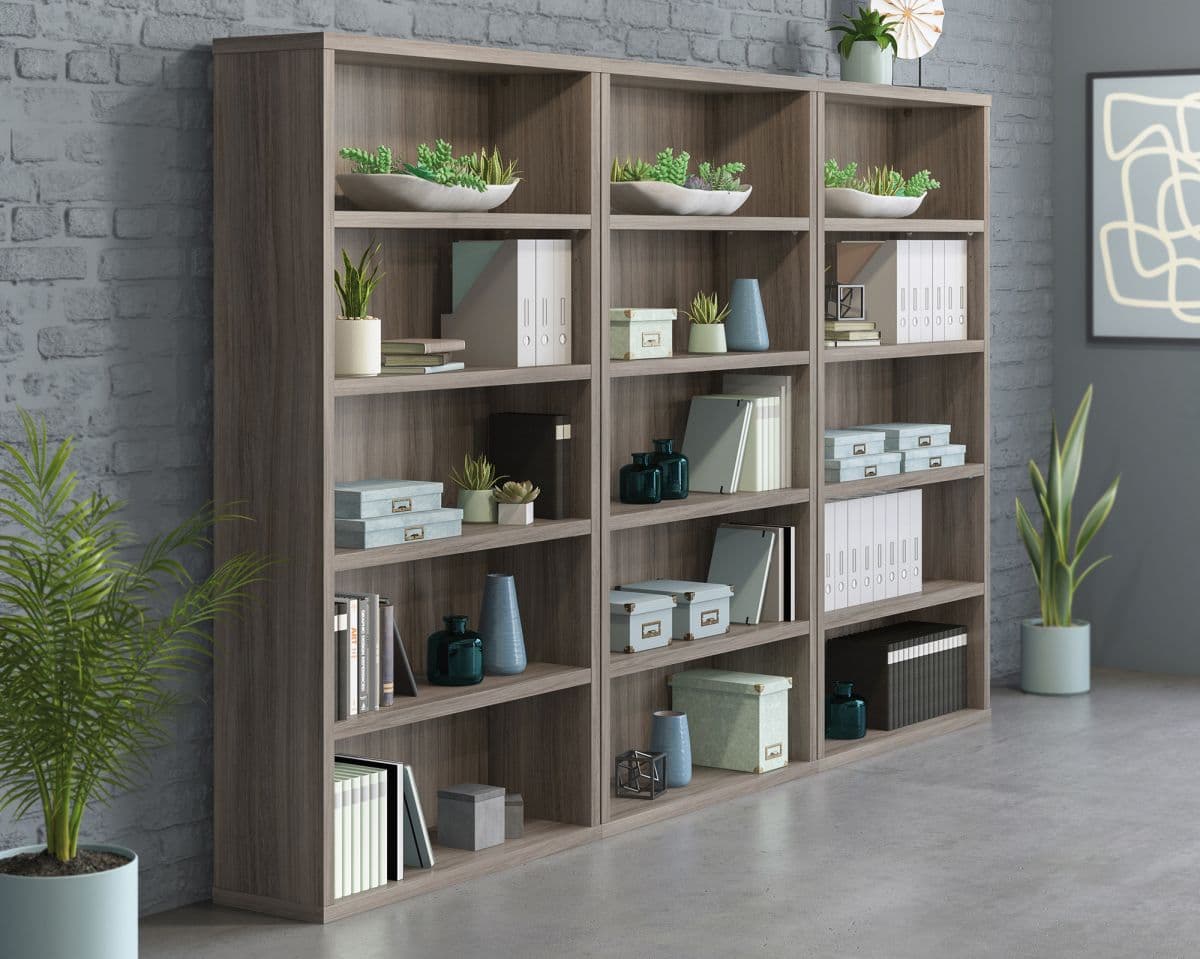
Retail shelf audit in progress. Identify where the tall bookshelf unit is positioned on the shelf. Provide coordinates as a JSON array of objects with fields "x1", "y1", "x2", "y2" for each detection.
[{"x1": 213, "y1": 34, "x2": 990, "y2": 922}]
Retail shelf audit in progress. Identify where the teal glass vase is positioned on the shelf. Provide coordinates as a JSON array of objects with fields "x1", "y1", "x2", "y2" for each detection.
[
  {"x1": 427, "y1": 615, "x2": 484, "y2": 686},
  {"x1": 618, "y1": 452, "x2": 663, "y2": 505},
  {"x1": 826, "y1": 681, "x2": 867, "y2": 739},
  {"x1": 650, "y1": 438, "x2": 689, "y2": 500}
]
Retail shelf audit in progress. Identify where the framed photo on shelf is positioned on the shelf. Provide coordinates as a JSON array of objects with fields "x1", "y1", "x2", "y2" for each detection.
[{"x1": 1088, "y1": 69, "x2": 1200, "y2": 342}]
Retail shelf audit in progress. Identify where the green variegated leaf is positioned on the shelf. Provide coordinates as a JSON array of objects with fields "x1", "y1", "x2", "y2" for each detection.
[
  {"x1": 1074, "y1": 476, "x2": 1119, "y2": 561},
  {"x1": 1015, "y1": 498, "x2": 1043, "y2": 585}
]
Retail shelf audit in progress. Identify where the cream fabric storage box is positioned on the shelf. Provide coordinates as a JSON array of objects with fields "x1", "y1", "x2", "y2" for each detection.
[
  {"x1": 900, "y1": 443, "x2": 966, "y2": 472},
  {"x1": 669, "y1": 669, "x2": 791, "y2": 773},
  {"x1": 825, "y1": 450, "x2": 902, "y2": 483},
  {"x1": 824, "y1": 428, "x2": 887, "y2": 458},
  {"x1": 609, "y1": 308, "x2": 675, "y2": 361},
  {"x1": 862, "y1": 422, "x2": 952, "y2": 451},
  {"x1": 618, "y1": 580, "x2": 732, "y2": 641},
  {"x1": 609, "y1": 589, "x2": 675, "y2": 654}
]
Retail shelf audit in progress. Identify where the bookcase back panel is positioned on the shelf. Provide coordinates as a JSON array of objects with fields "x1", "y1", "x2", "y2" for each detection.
[
  {"x1": 335, "y1": 65, "x2": 594, "y2": 215},
  {"x1": 610, "y1": 232, "x2": 808, "y2": 353},
  {"x1": 609, "y1": 85, "x2": 811, "y2": 218}
]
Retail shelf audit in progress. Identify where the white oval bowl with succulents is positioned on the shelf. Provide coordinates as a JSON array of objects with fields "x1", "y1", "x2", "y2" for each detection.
[
  {"x1": 337, "y1": 142, "x2": 520, "y2": 213},
  {"x1": 823, "y1": 159, "x2": 940, "y2": 218},
  {"x1": 824, "y1": 188, "x2": 925, "y2": 218},
  {"x1": 610, "y1": 151, "x2": 751, "y2": 216}
]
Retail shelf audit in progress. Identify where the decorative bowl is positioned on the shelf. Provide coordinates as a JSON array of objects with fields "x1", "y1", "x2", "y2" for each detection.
[
  {"x1": 824, "y1": 187, "x2": 925, "y2": 218},
  {"x1": 611, "y1": 181, "x2": 752, "y2": 216},
  {"x1": 336, "y1": 173, "x2": 520, "y2": 213}
]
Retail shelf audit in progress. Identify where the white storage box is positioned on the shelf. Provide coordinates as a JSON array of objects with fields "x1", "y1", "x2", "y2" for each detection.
[
  {"x1": 669, "y1": 669, "x2": 791, "y2": 774},
  {"x1": 334, "y1": 507, "x2": 463, "y2": 549},
  {"x1": 609, "y1": 590, "x2": 675, "y2": 654},
  {"x1": 862, "y1": 422, "x2": 952, "y2": 451},
  {"x1": 824, "y1": 428, "x2": 887, "y2": 458},
  {"x1": 334, "y1": 479, "x2": 443, "y2": 519},
  {"x1": 900, "y1": 443, "x2": 966, "y2": 472},
  {"x1": 825, "y1": 451, "x2": 902, "y2": 483},
  {"x1": 618, "y1": 580, "x2": 732, "y2": 641},
  {"x1": 610, "y1": 308, "x2": 675, "y2": 361}
]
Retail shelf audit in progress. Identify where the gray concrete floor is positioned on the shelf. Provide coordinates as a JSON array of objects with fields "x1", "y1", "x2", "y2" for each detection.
[{"x1": 141, "y1": 670, "x2": 1200, "y2": 958}]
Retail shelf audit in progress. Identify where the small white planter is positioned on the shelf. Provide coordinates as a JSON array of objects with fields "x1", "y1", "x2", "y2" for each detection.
[
  {"x1": 0, "y1": 844, "x2": 138, "y2": 959},
  {"x1": 688, "y1": 323, "x2": 728, "y2": 354},
  {"x1": 1021, "y1": 619, "x2": 1091, "y2": 695},
  {"x1": 611, "y1": 181, "x2": 752, "y2": 216},
  {"x1": 497, "y1": 502, "x2": 534, "y2": 526},
  {"x1": 840, "y1": 40, "x2": 894, "y2": 85},
  {"x1": 335, "y1": 317, "x2": 381, "y2": 377},
  {"x1": 825, "y1": 188, "x2": 926, "y2": 219},
  {"x1": 337, "y1": 173, "x2": 519, "y2": 213},
  {"x1": 458, "y1": 488, "x2": 497, "y2": 524}
]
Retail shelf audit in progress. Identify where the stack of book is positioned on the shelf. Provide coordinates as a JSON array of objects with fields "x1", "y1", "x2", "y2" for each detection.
[
  {"x1": 380, "y1": 338, "x2": 466, "y2": 375},
  {"x1": 679, "y1": 373, "x2": 793, "y2": 494},
  {"x1": 333, "y1": 592, "x2": 417, "y2": 720},
  {"x1": 706, "y1": 522, "x2": 798, "y2": 626},
  {"x1": 825, "y1": 318, "x2": 881, "y2": 348}
]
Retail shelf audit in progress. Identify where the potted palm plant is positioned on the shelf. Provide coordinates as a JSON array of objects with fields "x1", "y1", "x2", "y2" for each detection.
[
  {"x1": 0, "y1": 413, "x2": 269, "y2": 958},
  {"x1": 1015, "y1": 386, "x2": 1119, "y2": 695},
  {"x1": 830, "y1": 5, "x2": 899, "y2": 85}
]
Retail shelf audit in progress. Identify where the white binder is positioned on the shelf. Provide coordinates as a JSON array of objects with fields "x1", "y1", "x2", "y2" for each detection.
[
  {"x1": 846, "y1": 498, "x2": 861, "y2": 607},
  {"x1": 536, "y1": 239, "x2": 572, "y2": 365},
  {"x1": 947, "y1": 239, "x2": 968, "y2": 340},
  {"x1": 931, "y1": 240, "x2": 946, "y2": 342},
  {"x1": 860, "y1": 496, "x2": 875, "y2": 605},
  {"x1": 833, "y1": 499, "x2": 848, "y2": 610},
  {"x1": 904, "y1": 489, "x2": 923, "y2": 593},
  {"x1": 917, "y1": 241, "x2": 934, "y2": 343},
  {"x1": 885, "y1": 492, "x2": 900, "y2": 599},
  {"x1": 873, "y1": 494, "x2": 887, "y2": 598},
  {"x1": 823, "y1": 502, "x2": 835, "y2": 612},
  {"x1": 897, "y1": 239, "x2": 911, "y2": 344}
]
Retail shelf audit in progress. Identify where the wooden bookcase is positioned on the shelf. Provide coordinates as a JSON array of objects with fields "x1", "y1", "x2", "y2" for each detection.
[{"x1": 212, "y1": 34, "x2": 990, "y2": 922}]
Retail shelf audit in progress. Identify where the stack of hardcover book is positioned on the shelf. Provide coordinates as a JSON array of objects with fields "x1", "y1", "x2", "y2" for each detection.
[
  {"x1": 380, "y1": 338, "x2": 466, "y2": 375},
  {"x1": 332, "y1": 592, "x2": 417, "y2": 720},
  {"x1": 824, "y1": 318, "x2": 881, "y2": 348}
]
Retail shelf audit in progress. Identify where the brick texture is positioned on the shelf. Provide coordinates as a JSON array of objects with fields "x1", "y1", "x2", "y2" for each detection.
[{"x1": 0, "y1": 0, "x2": 1052, "y2": 915}]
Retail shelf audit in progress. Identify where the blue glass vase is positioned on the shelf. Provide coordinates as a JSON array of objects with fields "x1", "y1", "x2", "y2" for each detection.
[
  {"x1": 650, "y1": 438, "x2": 689, "y2": 500},
  {"x1": 726, "y1": 278, "x2": 770, "y2": 351},
  {"x1": 427, "y1": 615, "x2": 484, "y2": 686},
  {"x1": 826, "y1": 681, "x2": 867, "y2": 739},
  {"x1": 619, "y1": 452, "x2": 663, "y2": 505},
  {"x1": 479, "y1": 573, "x2": 527, "y2": 676},
  {"x1": 649, "y1": 710, "x2": 692, "y2": 787}
]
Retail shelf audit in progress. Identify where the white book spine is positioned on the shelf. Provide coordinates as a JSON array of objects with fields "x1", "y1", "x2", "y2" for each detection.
[
  {"x1": 952, "y1": 239, "x2": 969, "y2": 340},
  {"x1": 873, "y1": 494, "x2": 887, "y2": 599},
  {"x1": 919, "y1": 241, "x2": 935, "y2": 343},
  {"x1": 908, "y1": 489, "x2": 923, "y2": 593},
  {"x1": 518, "y1": 240, "x2": 537, "y2": 367},
  {"x1": 932, "y1": 239, "x2": 947, "y2": 342},
  {"x1": 823, "y1": 503, "x2": 835, "y2": 612},
  {"x1": 345, "y1": 597, "x2": 358, "y2": 717},
  {"x1": 369, "y1": 770, "x2": 381, "y2": 890},
  {"x1": 770, "y1": 399, "x2": 782, "y2": 490},
  {"x1": 334, "y1": 778, "x2": 345, "y2": 899},
  {"x1": 367, "y1": 595, "x2": 379, "y2": 712},
  {"x1": 349, "y1": 774, "x2": 362, "y2": 895},
  {"x1": 834, "y1": 500, "x2": 848, "y2": 610},
  {"x1": 885, "y1": 493, "x2": 900, "y2": 599},
  {"x1": 737, "y1": 399, "x2": 763, "y2": 492},
  {"x1": 860, "y1": 496, "x2": 875, "y2": 605},
  {"x1": 554, "y1": 239, "x2": 572, "y2": 364},
  {"x1": 898, "y1": 490, "x2": 912, "y2": 594},
  {"x1": 846, "y1": 498, "x2": 861, "y2": 608}
]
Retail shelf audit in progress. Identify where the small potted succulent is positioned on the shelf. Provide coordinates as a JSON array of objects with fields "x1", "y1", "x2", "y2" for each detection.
[
  {"x1": 338, "y1": 141, "x2": 519, "y2": 213},
  {"x1": 334, "y1": 243, "x2": 383, "y2": 377},
  {"x1": 611, "y1": 149, "x2": 751, "y2": 216},
  {"x1": 493, "y1": 480, "x2": 540, "y2": 526},
  {"x1": 450, "y1": 453, "x2": 506, "y2": 524},
  {"x1": 830, "y1": 5, "x2": 899, "y2": 85},
  {"x1": 824, "y1": 159, "x2": 941, "y2": 218},
  {"x1": 685, "y1": 291, "x2": 730, "y2": 354}
]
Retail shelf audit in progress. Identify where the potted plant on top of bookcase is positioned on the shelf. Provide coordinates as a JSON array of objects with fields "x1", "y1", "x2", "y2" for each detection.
[
  {"x1": 0, "y1": 412, "x2": 269, "y2": 959},
  {"x1": 830, "y1": 5, "x2": 899, "y2": 85},
  {"x1": 1015, "y1": 386, "x2": 1120, "y2": 695},
  {"x1": 338, "y1": 141, "x2": 520, "y2": 213}
]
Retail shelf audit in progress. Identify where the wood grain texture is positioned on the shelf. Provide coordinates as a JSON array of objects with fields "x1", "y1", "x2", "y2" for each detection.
[
  {"x1": 608, "y1": 620, "x2": 810, "y2": 678},
  {"x1": 824, "y1": 218, "x2": 986, "y2": 233},
  {"x1": 822, "y1": 340, "x2": 983, "y2": 363},
  {"x1": 820, "y1": 707, "x2": 990, "y2": 765},
  {"x1": 609, "y1": 350, "x2": 810, "y2": 379},
  {"x1": 610, "y1": 216, "x2": 810, "y2": 232},
  {"x1": 609, "y1": 487, "x2": 810, "y2": 530},
  {"x1": 822, "y1": 463, "x2": 985, "y2": 500},
  {"x1": 822, "y1": 579, "x2": 985, "y2": 630},
  {"x1": 334, "y1": 364, "x2": 592, "y2": 397},
  {"x1": 333, "y1": 212, "x2": 591, "y2": 230}
]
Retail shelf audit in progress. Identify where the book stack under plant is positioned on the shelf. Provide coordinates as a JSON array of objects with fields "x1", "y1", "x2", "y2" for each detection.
[{"x1": 380, "y1": 338, "x2": 467, "y2": 375}]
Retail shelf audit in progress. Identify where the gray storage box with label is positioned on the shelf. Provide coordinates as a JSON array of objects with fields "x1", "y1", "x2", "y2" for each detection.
[
  {"x1": 609, "y1": 308, "x2": 675, "y2": 361},
  {"x1": 900, "y1": 443, "x2": 966, "y2": 472},
  {"x1": 334, "y1": 507, "x2": 463, "y2": 549},
  {"x1": 669, "y1": 669, "x2": 791, "y2": 774},
  {"x1": 619, "y1": 580, "x2": 732, "y2": 641},
  {"x1": 825, "y1": 450, "x2": 902, "y2": 483},
  {"x1": 437, "y1": 783, "x2": 505, "y2": 851},
  {"x1": 861, "y1": 422, "x2": 952, "y2": 452},
  {"x1": 610, "y1": 589, "x2": 675, "y2": 653},
  {"x1": 824, "y1": 428, "x2": 887, "y2": 458},
  {"x1": 334, "y1": 479, "x2": 444, "y2": 519}
]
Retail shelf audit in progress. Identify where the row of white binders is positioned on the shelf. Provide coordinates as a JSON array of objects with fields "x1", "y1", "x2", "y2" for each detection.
[{"x1": 823, "y1": 490, "x2": 922, "y2": 612}]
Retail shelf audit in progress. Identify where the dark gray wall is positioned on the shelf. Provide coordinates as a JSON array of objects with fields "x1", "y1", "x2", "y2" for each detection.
[
  {"x1": 1052, "y1": 0, "x2": 1200, "y2": 674},
  {"x1": 0, "y1": 0, "x2": 1052, "y2": 913}
]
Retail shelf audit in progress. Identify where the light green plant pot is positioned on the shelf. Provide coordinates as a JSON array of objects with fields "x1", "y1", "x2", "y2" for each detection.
[
  {"x1": 841, "y1": 41, "x2": 894, "y2": 85},
  {"x1": 458, "y1": 488, "x2": 497, "y2": 524},
  {"x1": 688, "y1": 323, "x2": 727, "y2": 354},
  {"x1": 0, "y1": 844, "x2": 138, "y2": 959},
  {"x1": 1021, "y1": 619, "x2": 1090, "y2": 695}
]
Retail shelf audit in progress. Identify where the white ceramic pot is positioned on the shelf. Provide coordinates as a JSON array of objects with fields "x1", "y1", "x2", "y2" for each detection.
[
  {"x1": 458, "y1": 488, "x2": 497, "y2": 524},
  {"x1": 610, "y1": 181, "x2": 752, "y2": 216},
  {"x1": 824, "y1": 188, "x2": 926, "y2": 218},
  {"x1": 688, "y1": 323, "x2": 727, "y2": 354},
  {"x1": 337, "y1": 173, "x2": 519, "y2": 213},
  {"x1": 0, "y1": 844, "x2": 138, "y2": 959},
  {"x1": 335, "y1": 317, "x2": 381, "y2": 377},
  {"x1": 840, "y1": 40, "x2": 894, "y2": 84},
  {"x1": 497, "y1": 502, "x2": 534, "y2": 526},
  {"x1": 1021, "y1": 619, "x2": 1091, "y2": 695}
]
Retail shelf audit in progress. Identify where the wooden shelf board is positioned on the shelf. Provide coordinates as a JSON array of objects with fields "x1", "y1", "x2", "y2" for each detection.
[
  {"x1": 332, "y1": 663, "x2": 591, "y2": 738},
  {"x1": 334, "y1": 364, "x2": 591, "y2": 396},
  {"x1": 610, "y1": 488, "x2": 810, "y2": 531},
  {"x1": 820, "y1": 708, "x2": 990, "y2": 767},
  {"x1": 610, "y1": 350, "x2": 809, "y2": 378},
  {"x1": 333, "y1": 518, "x2": 591, "y2": 571},
  {"x1": 608, "y1": 620, "x2": 810, "y2": 678},
  {"x1": 822, "y1": 579, "x2": 986, "y2": 630},
  {"x1": 333, "y1": 211, "x2": 592, "y2": 231},
  {"x1": 823, "y1": 218, "x2": 986, "y2": 234},
  {"x1": 610, "y1": 215, "x2": 809, "y2": 232},
  {"x1": 818, "y1": 80, "x2": 990, "y2": 108},
  {"x1": 822, "y1": 463, "x2": 985, "y2": 500},
  {"x1": 822, "y1": 340, "x2": 984, "y2": 363}
]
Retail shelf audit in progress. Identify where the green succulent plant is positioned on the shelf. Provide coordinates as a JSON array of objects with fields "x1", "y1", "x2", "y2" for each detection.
[
  {"x1": 461, "y1": 145, "x2": 520, "y2": 186},
  {"x1": 339, "y1": 145, "x2": 397, "y2": 174},
  {"x1": 402, "y1": 139, "x2": 487, "y2": 192},
  {"x1": 830, "y1": 5, "x2": 899, "y2": 60},
  {"x1": 824, "y1": 158, "x2": 941, "y2": 197},
  {"x1": 684, "y1": 291, "x2": 730, "y2": 326},
  {"x1": 449, "y1": 453, "x2": 506, "y2": 492},
  {"x1": 611, "y1": 148, "x2": 692, "y2": 186},
  {"x1": 493, "y1": 480, "x2": 540, "y2": 504},
  {"x1": 333, "y1": 243, "x2": 383, "y2": 319},
  {"x1": 688, "y1": 160, "x2": 747, "y2": 192}
]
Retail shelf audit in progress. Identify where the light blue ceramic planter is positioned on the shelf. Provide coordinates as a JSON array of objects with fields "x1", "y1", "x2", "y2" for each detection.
[
  {"x1": 480, "y1": 573, "x2": 527, "y2": 675},
  {"x1": 649, "y1": 710, "x2": 693, "y2": 787},
  {"x1": 726, "y1": 278, "x2": 770, "y2": 351},
  {"x1": 0, "y1": 844, "x2": 138, "y2": 959},
  {"x1": 1021, "y1": 619, "x2": 1090, "y2": 695}
]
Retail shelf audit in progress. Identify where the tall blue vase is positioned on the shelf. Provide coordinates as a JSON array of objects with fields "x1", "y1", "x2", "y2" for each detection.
[
  {"x1": 479, "y1": 573, "x2": 527, "y2": 676},
  {"x1": 649, "y1": 710, "x2": 692, "y2": 787},
  {"x1": 726, "y1": 278, "x2": 770, "y2": 351}
]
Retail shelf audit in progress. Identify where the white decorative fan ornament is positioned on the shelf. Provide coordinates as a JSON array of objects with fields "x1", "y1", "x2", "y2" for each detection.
[{"x1": 870, "y1": 0, "x2": 945, "y2": 60}]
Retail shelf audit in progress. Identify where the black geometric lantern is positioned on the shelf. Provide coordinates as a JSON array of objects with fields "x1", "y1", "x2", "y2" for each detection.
[{"x1": 615, "y1": 749, "x2": 667, "y2": 800}]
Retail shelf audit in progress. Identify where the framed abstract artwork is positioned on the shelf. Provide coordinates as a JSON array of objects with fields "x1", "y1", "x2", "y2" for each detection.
[{"x1": 1088, "y1": 70, "x2": 1200, "y2": 342}]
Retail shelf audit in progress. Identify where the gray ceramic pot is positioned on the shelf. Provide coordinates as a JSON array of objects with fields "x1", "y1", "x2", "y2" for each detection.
[
  {"x1": 479, "y1": 572, "x2": 527, "y2": 676},
  {"x1": 649, "y1": 710, "x2": 693, "y2": 787},
  {"x1": 1021, "y1": 619, "x2": 1090, "y2": 695}
]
